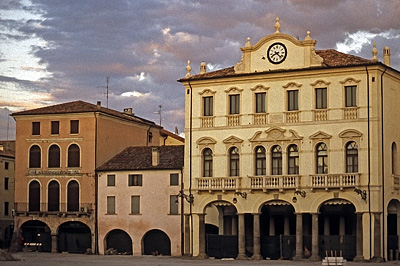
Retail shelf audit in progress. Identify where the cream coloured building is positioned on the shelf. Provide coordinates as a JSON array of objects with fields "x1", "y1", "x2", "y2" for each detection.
[{"x1": 179, "y1": 18, "x2": 400, "y2": 261}]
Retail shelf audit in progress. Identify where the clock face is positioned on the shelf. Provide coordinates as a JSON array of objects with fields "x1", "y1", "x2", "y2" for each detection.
[{"x1": 267, "y1": 42, "x2": 287, "y2": 64}]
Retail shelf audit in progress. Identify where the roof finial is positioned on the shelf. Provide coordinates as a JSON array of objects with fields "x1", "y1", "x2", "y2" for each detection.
[
  {"x1": 305, "y1": 31, "x2": 312, "y2": 41},
  {"x1": 200, "y1": 61, "x2": 206, "y2": 74},
  {"x1": 274, "y1": 17, "x2": 280, "y2": 33},
  {"x1": 185, "y1": 60, "x2": 192, "y2": 78},
  {"x1": 245, "y1": 37, "x2": 251, "y2": 47},
  {"x1": 371, "y1": 42, "x2": 378, "y2": 62}
]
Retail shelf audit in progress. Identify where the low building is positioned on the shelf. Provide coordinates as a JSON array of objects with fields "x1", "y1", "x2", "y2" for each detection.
[
  {"x1": 178, "y1": 18, "x2": 400, "y2": 261},
  {"x1": 0, "y1": 140, "x2": 15, "y2": 249},
  {"x1": 96, "y1": 145, "x2": 184, "y2": 256}
]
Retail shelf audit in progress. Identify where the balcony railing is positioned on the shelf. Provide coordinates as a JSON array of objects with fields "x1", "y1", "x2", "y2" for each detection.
[
  {"x1": 196, "y1": 177, "x2": 241, "y2": 192},
  {"x1": 343, "y1": 107, "x2": 358, "y2": 119},
  {"x1": 310, "y1": 173, "x2": 360, "y2": 190},
  {"x1": 285, "y1": 111, "x2": 299, "y2": 123},
  {"x1": 313, "y1": 109, "x2": 327, "y2": 121},
  {"x1": 393, "y1": 174, "x2": 400, "y2": 190},
  {"x1": 249, "y1": 175, "x2": 300, "y2": 192},
  {"x1": 252, "y1": 113, "x2": 268, "y2": 125},
  {"x1": 14, "y1": 202, "x2": 92, "y2": 215},
  {"x1": 227, "y1": 115, "x2": 241, "y2": 126},
  {"x1": 200, "y1": 116, "x2": 214, "y2": 128}
]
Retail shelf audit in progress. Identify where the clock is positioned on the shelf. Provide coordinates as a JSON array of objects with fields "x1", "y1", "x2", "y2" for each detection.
[{"x1": 267, "y1": 42, "x2": 287, "y2": 64}]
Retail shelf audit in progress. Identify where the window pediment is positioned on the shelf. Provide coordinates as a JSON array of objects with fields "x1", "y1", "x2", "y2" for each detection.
[
  {"x1": 250, "y1": 84, "x2": 270, "y2": 91},
  {"x1": 223, "y1": 135, "x2": 244, "y2": 145},
  {"x1": 310, "y1": 79, "x2": 331, "y2": 87},
  {"x1": 249, "y1": 127, "x2": 302, "y2": 142},
  {"x1": 340, "y1": 77, "x2": 361, "y2": 85},
  {"x1": 339, "y1": 129, "x2": 362, "y2": 139},
  {"x1": 310, "y1": 131, "x2": 332, "y2": 140},
  {"x1": 196, "y1": 137, "x2": 217, "y2": 147},
  {"x1": 224, "y1": 86, "x2": 243, "y2": 93},
  {"x1": 283, "y1": 82, "x2": 302, "y2": 89},
  {"x1": 199, "y1": 89, "x2": 216, "y2": 95}
]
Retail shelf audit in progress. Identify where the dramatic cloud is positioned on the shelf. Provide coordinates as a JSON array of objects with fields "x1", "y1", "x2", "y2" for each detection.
[{"x1": 0, "y1": 0, "x2": 399, "y2": 140}]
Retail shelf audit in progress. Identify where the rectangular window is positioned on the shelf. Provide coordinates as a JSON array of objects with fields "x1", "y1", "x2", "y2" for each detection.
[
  {"x1": 70, "y1": 120, "x2": 79, "y2": 134},
  {"x1": 170, "y1": 195, "x2": 179, "y2": 215},
  {"x1": 128, "y1": 174, "x2": 142, "y2": 186},
  {"x1": 170, "y1": 173, "x2": 179, "y2": 186},
  {"x1": 288, "y1": 90, "x2": 298, "y2": 111},
  {"x1": 316, "y1": 88, "x2": 327, "y2": 109},
  {"x1": 5, "y1": 162, "x2": 9, "y2": 170},
  {"x1": 4, "y1": 177, "x2": 9, "y2": 190},
  {"x1": 131, "y1": 196, "x2": 140, "y2": 214},
  {"x1": 32, "y1": 122, "x2": 40, "y2": 135},
  {"x1": 229, "y1": 94, "x2": 240, "y2": 114},
  {"x1": 107, "y1": 196, "x2": 115, "y2": 214},
  {"x1": 255, "y1": 93, "x2": 266, "y2": 113},
  {"x1": 51, "y1": 121, "x2": 59, "y2": 135},
  {"x1": 148, "y1": 132, "x2": 153, "y2": 143},
  {"x1": 4, "y1": 202, "x2": 9, "y2": 216},
  {"x1": 345, "y1": 86, "x2": 357, "y2": 107},
  {"x1": 203, "y1": 96, "x2": 213, "y2": 116},
  {"x1": 107, "y1": 174, "x2": 115, "y2": 186}
]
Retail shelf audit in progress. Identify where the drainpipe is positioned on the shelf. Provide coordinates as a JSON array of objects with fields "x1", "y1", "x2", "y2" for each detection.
[
  {"x1": 365, "y1": 66, "x2": 372, "y2": 259},
  {"x1": 380, "y1": 66, "x2": 387, "y2": 261}
]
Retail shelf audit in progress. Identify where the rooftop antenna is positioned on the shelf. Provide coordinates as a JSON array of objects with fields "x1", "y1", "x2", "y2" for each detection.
[
  {"x1": 105, "y1": 76, "x2": 109, "y2": 108},
  {"x1": 154, "y1": 105, "x2": 162, "y2": 126}
]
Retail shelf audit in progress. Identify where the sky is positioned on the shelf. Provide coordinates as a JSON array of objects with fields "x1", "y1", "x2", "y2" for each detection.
[{"x1": 0, "y1": 0, "x2": 399, "y2": 140}]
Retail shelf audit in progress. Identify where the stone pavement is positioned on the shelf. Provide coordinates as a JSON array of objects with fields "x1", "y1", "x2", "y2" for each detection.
[{"x1": 3, "y1": 252, "x2": 400, "y2": 266}]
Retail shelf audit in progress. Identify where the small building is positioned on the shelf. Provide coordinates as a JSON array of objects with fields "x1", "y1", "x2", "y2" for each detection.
[
  {"x1": 96, "y1": 145, "x2": 184, "y2": 256},
  {"x1": 11, "y1": 100, "x2": 161, "y2": 253},
  {"x1": 0, "y1": 140, "x2": 15, "y2": 249}
]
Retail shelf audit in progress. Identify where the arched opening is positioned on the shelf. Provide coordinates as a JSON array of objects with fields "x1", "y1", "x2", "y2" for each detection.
[
  {"x1": 58, "y1": 221, "x2": 91, "y2": 253},
  {"x1": 48, "y1": 145, "x2": 60, "y2": 168},
  {"x1": 105, "y1": 229, "x2": 132, "y2": 255},
  {"x1": 318, "y1": 199, "x2": 356, "y2": 260},
  {"x1": 204, "y1": 201, "x2": 238, "y2": 258},
  {"x1": 67, "y1": 180, "x2": 79, "y2": 212},
  {"x1": 48, "y1": 180, "x2": 59, "y2": 212},
  {"x1": 260, "y1": 201, "x2": 296, "y2": 259},
  {"x1": 29, "y1": 180, "x2": 40, "y2": 212},
  {"x1": 387, "y1": 200, "x2": 400, "y2": 259},
  {"x1": 29, "y1": 145, "x2": 41, "y2": 168},
  {"x1": 68, "y1": 144, "x2": 80, "y2": 167},
  {"x1": 143, "y1": 229, "x2": 171, "y2": 256},
  {"x1": 20, "y1": 220, "x2": 51, "y2": 252}
]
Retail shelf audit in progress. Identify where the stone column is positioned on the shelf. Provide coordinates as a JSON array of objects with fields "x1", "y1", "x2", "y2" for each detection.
[
  {"x1": 237, "y1": 213, "x2": 246, "y2": 259},
  {"x1": 51, "y1": 233, "x2": 58, "y2": 253},
  {"x1": 353, "y1": 212, "x2": 364, "y2": 261},
  {"x1": 293, "y1": 213, "x2": 303, "y2": 261},
  {"x1": 218, "y1": 207, "x2": 224, "y2": 235},
  {"x1": 252, "y1": 213, "x2": 262, "y2": 260},
  {"x1": 310, "y1": 213, "x2": 320, "y2": 261},
  {"x1": 269, "y1": 216, "x2": 275, "y2": 236},
  {"x1": 184, "y1": 214, "x2": 191, "y2": 256},
  {"x1": 197, "y1": 213, "x2": 208, "y2": 259},
  {"x1": 373, "y1": 212, "x2": 382, "y2": 261}
]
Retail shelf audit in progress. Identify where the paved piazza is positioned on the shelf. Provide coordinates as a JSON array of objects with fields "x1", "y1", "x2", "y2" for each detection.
[{"x1": 3, "y1": 252, "x2": 400, "y2": 266}]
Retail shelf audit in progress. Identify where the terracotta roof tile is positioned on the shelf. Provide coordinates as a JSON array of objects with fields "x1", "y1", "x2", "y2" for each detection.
[
  {"x1": 179, "y1": 49, "x2": 377, "y2": 81},
  {"x1": 96, "y1": 145, "x2": 184, "y2": 171},
  {"x1": 12, "y1": 100, "x2": 157, "y2": 126}
]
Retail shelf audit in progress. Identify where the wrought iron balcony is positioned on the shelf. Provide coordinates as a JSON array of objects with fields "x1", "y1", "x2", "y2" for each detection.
[{"x1": 310, "y1": 173, "x2": 360, "y2": 190}]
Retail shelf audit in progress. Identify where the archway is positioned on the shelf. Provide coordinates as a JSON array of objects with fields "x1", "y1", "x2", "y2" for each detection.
[
  {"x1": 58, "y1": 221, "x2": 91, "y2": 253},
  {"x1": 387, "y1": 199, "x2": 400, "y2": 259},
  {"x1": 20, "y1": 220, "x2": 51, "y2": 252},
  {"x1": 105, "y1": 229, "x2": 132, "y2": 254},
  {"x1": 142, "y1": 229, "x2": 171, "y2": 256},
  {"x1": 260, "y1": 200, "x2": 296, "y2": 260},
  {"x1": 318, "y1": 199, "x2": 356, "y2": 260}
]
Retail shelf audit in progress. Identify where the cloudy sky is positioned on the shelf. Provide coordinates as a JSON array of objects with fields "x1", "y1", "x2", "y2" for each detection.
[{"x1": 1, "y1": 0, "x2": 399, "y2": 140}]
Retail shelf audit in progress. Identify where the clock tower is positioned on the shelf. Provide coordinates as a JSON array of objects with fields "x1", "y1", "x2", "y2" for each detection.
[{"x1": 234, "y1": 17, "x2": 323, "y2": 74}]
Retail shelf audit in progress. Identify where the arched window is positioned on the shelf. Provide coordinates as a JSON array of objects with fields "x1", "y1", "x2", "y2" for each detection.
[
  {"x1": 68, "y1": 144, "x2": 80, "y2": 167},
  {"x1": 48, "y1": 145, "x2": 60, "y2": 168},
  {"x1": 316, "y1": 143, "x2": 328, "y2": 174},
  {"x1": 29, "y1": 145, "x2": 41, "y2": 168},
  {"x1": 29, "y1": 181, "x2": 40, "y2": 212},
  {"x1": 229, "y1": 147, "x2": 239, "y2": 176},
  {"x1": 392, "y1": 142, "x2": 397, "y2": 174},
  {"x1": 346, "y1": 141, "x2": 358, "y2": 173},
  {"x1": 67, "y1": 180, "x2": 79, "y2": 212},
  {"x1": 288, "y1": 144, "x2": 299, "y2": 175},
  {"x1": 255, "y1": 146, "x2": 266, "y2": 175},
  {"x1": 202, "y1": 148, "x2": 213, "y2": 177},
  {"x1": 271, "y1": 145, "x2": 282, "y2": 175},
  {"x1": 48, "y1": 180, "x2": 59, "y2": 211}
]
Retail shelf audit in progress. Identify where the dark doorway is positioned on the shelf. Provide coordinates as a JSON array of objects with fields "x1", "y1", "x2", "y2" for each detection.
[
  {"x1": 58, "y1": 222, "x2": 91, "y2": 253},
  {"x1": 143, "y1": 229, "x2": 171, "y2": 255},
  {"x1": 105, "y1": 229, "x2": 132, "y2": 254},
  {"x1": 20, "y1": 220, "x2": 51, "y2": 252}
]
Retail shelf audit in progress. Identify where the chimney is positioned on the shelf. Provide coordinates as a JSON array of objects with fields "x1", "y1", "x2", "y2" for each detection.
[
  {"x1": 383, "y1": 46, "x2": 391, "y2": 66},
  {"x1": 124, "y1": 108, "x2": 133, "y2": 115},
  {"x1": 97, "y1": 101, "x2": 101, "y2": 109},
  {"x1": 200, "y1": 61, "x2": 207, "y2": 74},
  {"x1": 152, "y1": 147, "x2": 159, "y2": 166}
]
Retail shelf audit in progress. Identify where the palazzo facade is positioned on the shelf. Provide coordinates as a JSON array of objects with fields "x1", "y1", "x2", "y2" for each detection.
[{"x1": 179, "y1": 18, "x2": 400, "y2": 261}]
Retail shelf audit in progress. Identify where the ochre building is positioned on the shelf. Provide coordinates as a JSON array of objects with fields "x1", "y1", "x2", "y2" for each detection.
[{"x1": 179, "y1": 18, "x2": 400, "y2": 261}]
